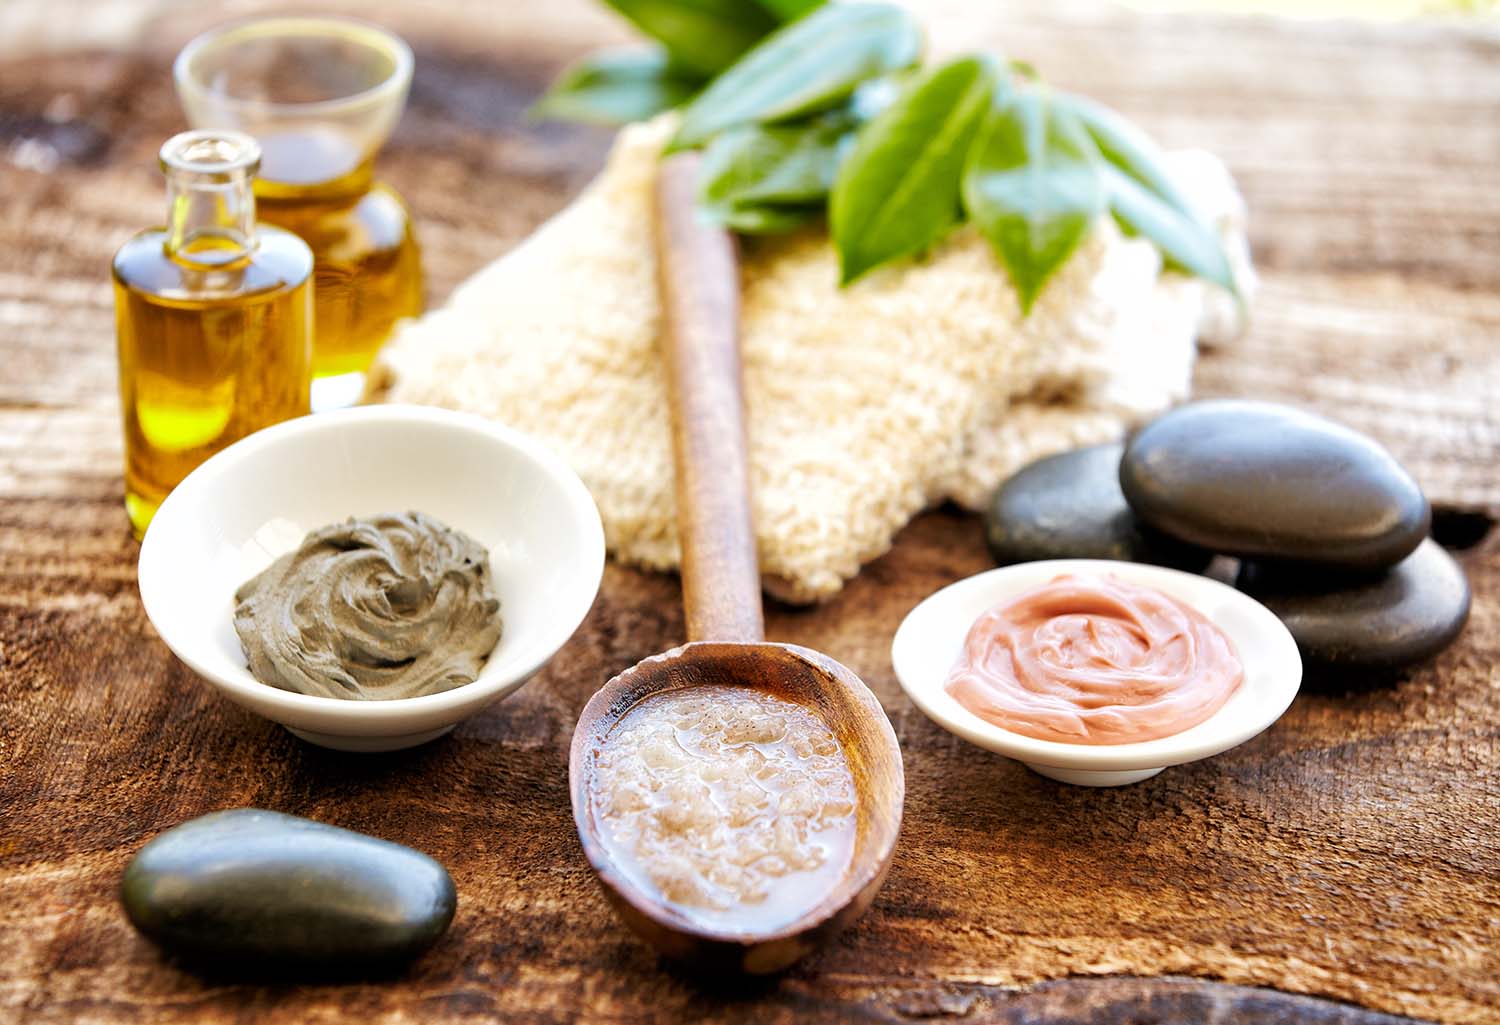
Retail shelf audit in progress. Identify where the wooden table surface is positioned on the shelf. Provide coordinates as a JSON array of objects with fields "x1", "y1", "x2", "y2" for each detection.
[{"x1": 2, "y1": 2, "x2": 1497, "y2": 1023}]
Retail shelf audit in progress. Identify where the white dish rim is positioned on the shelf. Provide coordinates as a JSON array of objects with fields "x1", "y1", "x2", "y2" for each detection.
[
  {"x1": 136, "y1": 404, "x2": 606, "y2": 725},
  {"x1": 891, "y1": 559, "x2": 1302, "y2": 772}
]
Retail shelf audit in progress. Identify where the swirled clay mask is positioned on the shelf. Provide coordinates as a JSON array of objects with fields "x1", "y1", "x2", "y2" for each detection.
[
  {"x1": 233, "y1": 512, "x2": 502, "y2": 700},
  {"x1": 945, "y1": 574, "x2": 1242, "y2": 745}
]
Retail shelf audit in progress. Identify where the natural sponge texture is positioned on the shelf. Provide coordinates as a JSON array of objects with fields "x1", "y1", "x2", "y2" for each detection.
[{"x1": 376, "y1": 118, "x2": 1251, "y2": 603}]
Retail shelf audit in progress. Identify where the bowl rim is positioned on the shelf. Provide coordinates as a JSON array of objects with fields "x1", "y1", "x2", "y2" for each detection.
[
  {"x1": 568, "y1": 640, "x2": 905, "y2": 948},
  {"x1": 173, "y1": 15, "x2": 414, "y2": 121},
  {"x1": 891, "y1": 559, "x2": 1302, "y2": 771},
  {"x1": 136, "y1": 404, "x2": 605, "y2": 724}
]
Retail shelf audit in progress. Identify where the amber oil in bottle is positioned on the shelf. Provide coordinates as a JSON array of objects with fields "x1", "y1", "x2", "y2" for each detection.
[
  {"x1": 253, "y1": 132, "x2": 421, "y2": 411},
  {"x1": 112, "y1": 130, "x2": 313, "y2": 538}
]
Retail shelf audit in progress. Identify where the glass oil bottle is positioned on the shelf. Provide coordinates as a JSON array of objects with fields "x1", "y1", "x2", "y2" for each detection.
[
  {"x1": 253, "y1": 142, "x2": 421, "y2": 411},
  {"x1": 112, "y1": 130, "x2": 313, "y2": 538},
  {"x1": 173, "y1": 16, "x2": 424, "y2": 411}
]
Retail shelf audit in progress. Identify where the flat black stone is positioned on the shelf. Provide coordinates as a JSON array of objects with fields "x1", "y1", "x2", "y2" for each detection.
[
  {"x1": 1237, "y1": 539, "x2": 1470, "y2": 672},
  {"x1": 985, "y1": 443, "x2": 1212, "y2": 570},
  {"x1": 1120, "y1": 400, "x2": 1430, "y2": 572},
  {"x1": 120, "y1": 809, "x2": 456, "y2": 975}
]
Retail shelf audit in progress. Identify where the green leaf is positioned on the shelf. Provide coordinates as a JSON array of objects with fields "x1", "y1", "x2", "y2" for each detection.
[
  {"x1": 962, "y1": 88, "x2": 1106, "y2": 313},
  {"x1": 699, "y1": 112, "x2": 853, "y2": 217},
  {"x1": 1060, "y1": 93, "x2": 1197, "y2": 219},
  {"x1": 751, "y1": 0, "x2": 825, "y2": 21},
  {"x1": 718, "y1": 202, "x2": 819, "y2": 234},
  {"x1": 1061, "y1": 93, "x2": 1237, "y2": 295},
  {"x1": 1008, "y1": 59, "x2": 1040, "y2": 82},
  {"x1": 1102, "y1": 165, "x2": 1236, "y2": 292},
  {"x1": 830, "y1": 55, "x2": 999, "y2": 285},
  {"x1": 698, "y1": 115, "x2": 850, "y2": 235},
  {"x1": 848, "y1": 69, "x2": 917, "y2": 123},
  {"x1": 530, "y1": 48, "x2": 700, "y2": 126},
  {"x1": 602, "y1": 0, "x2": 777, "y2": 79},
  {"x1": 670, "y1": 2, "x2": 923, "y2": 151}
]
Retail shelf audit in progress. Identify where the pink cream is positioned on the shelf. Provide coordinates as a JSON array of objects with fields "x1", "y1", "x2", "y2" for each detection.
[{"x1": 945, "y1": 574, "x2": 1243, "y2": 745}]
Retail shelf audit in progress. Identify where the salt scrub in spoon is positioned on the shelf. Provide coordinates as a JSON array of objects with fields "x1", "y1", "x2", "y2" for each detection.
[
  {"x1": 946, "y1": 574, "x2": 1242, "y2": 744},
  {"x1": 589, "y1": 686, "x2": 858, "y2": 933},
  {"x1": 234, "y1": 511, "x2": 503, "y2": 700}
]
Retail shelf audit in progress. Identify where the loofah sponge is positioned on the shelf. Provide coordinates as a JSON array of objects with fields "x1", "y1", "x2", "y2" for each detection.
[{"x1": 375, "y1": 118, "x2": 1252, "y2": 603}]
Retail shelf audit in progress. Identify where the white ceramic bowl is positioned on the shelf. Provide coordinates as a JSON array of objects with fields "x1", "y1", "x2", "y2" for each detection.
[
  {"x1": 138, "y1": 405, "x2": 605, "y2": 752},
  {"x1": 892, "y1": 559, "x2": 1302, "y2": 786}
]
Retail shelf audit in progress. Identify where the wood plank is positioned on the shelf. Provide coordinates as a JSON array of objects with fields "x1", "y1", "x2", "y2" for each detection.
[{"x1": 0, "y1": 2, "x2": 1496, "y2": 1023}]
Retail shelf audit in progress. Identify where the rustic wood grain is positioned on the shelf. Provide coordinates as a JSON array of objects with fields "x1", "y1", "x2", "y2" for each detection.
[
  {"x1": 1, "y1": 1, "x2": 1498, "y2": 1023},
  {"x1": 656, "y1": 152, "x2": 763, "y2": 645}
]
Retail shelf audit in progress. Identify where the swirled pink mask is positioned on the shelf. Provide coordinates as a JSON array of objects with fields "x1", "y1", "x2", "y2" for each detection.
[{"x1": 945, "y1": 574, "x2": 1243, "y2": 745}]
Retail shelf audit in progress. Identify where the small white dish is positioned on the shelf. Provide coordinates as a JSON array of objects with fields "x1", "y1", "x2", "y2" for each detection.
[
  {"x1": 138, "y1": 405, "x2": 605, "y2": 752},
  {"x1": 892, "y1": 559, "x2": 1302, "y2": 786}
]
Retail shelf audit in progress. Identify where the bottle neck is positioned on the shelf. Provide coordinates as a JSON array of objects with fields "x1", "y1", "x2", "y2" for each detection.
[{"x1": 159, "y1": 131, "x2": 262, "y2": 268}]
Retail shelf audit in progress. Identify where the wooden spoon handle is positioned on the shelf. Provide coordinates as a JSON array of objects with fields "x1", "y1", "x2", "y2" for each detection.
[{"x1": 655, "y1": 152, "x2": 765, "y2": 644}]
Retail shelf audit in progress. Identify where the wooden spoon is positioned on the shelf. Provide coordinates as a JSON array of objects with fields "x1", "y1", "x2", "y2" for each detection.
[{"x1": 567, "y1": 153, "x2": 905, "y2": 975}]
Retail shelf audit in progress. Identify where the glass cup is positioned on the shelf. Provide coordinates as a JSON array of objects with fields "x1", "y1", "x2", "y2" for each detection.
[{"x1": 175, "y1": 17, "x2": 423, "y2": 411}]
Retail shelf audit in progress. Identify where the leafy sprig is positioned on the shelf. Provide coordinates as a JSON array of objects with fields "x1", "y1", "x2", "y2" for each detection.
[
  {"x1": 832, "y1": 54, "x2": 998, "y2": 284},
  {"x1": 531, "y1": 48, "x2": 700, "y2": 126},
  {"x1": 536, "y1": 0, "x2": 1238, "y2": 313},
  {"x1": 962, "y1": 87, "x2": 1104, "y2": 311}
]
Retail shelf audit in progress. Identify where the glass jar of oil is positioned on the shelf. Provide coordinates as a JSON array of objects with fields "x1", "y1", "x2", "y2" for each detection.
[
  {"x1": 112, "y1": 131, "x2": 313, "y2": 538},
  {"x1": 174, "y1": 17, "x2": 423, "y2": 411},
  {"x1": 254, "y1": 142, "x2": 421, "y2": 411}
]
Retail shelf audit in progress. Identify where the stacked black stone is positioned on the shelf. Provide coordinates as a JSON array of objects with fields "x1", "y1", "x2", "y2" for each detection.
[
  {"x1": 1119, "y1": 400, "x2": 1468, "y2": 673},
  {"x1": 984, "y1": 400, "x2": 1471, "y2": 672},
  {"x1": 985, "y1": 442, "x2": 1212, "y2": 571}
]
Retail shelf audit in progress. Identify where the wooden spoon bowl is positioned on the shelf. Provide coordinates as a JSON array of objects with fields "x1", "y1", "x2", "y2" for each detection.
[
  {"x1": 570, "y1": 641, "x2": 903, "y2": 974},
  {"x1": 567, "y1": 153, "x2": 906, "y2": 973}
]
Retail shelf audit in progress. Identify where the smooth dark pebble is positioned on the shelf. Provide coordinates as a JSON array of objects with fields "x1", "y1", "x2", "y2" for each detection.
[
  {"x1": 1120, "y1": 400, "x2": 1429, "y2": 572},
  {"x1": 1429, "y1": 507, "x2": 1495, "y2": 550},
  {"x1": 120, "y1": 809, "x2": 456, "y2": 975},
  {"x1": 985, "y1": 443, "x2": 1212, "y2": 570},
  {"x1": 1237, "y1": 538, "x2": 1470, "y2": 672}
]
